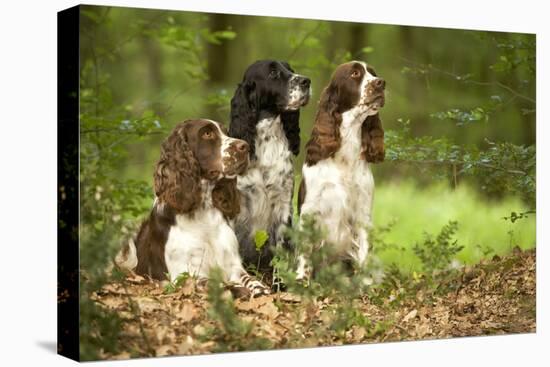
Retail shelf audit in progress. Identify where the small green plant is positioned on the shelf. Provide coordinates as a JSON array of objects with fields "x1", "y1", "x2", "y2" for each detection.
[
  {"x1": 412, "y1": 221, "x2": 463, "y2": 274},
  {"x1": 254, "y1": 230, "x2": 269, "y2": 252},
  {"x1": 163, "y1": 272, "x2": 190, "y2": 294},
  {"x1": 250, "y1": 229, "x2": 270, "y2": 274},
  {"x1": 475, "y1": 243, "x2": 495, "y2": 258},
  {"x1": 329, "y1": 300, "x2": 369, "y2": 337},
  {"x1": 79, "y1": 289, "x2": 123, "y2": 361},
  {"x1": 202, "y1": 267, "x2": 272, "y2": 352},
  {"x1": 503, "y1": 210, "x2": 536, "y2": 223},
  {"x1": 275, "y1": 216, "x2": 409, "y2": 341},
  {"x1": 367, "y1": 220, "x2": 468, "y2": 307}
]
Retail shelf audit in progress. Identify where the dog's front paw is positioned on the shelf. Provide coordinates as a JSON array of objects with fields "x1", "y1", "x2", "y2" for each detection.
[{"x1": 251, "y1": 282, "x2": 271, "y2": 297}]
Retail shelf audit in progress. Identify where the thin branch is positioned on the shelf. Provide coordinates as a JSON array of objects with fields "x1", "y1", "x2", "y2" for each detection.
[
  {"x1": 401, "y1": 59, "x2": 536, "y2": 104},
  {"x1": 287, "y1": 23, "x2": 323, "y2": 60},
  {"x1": 389, "y1": 158, "x2": 527, "y2": 176},
  {"x1": 465, "y1": 79, "x2": 536, "y2": 104}
]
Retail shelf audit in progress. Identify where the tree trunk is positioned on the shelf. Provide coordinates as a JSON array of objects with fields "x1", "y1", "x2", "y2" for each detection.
[{"x1": 207, "y1": 14, "x2": 231, "y2": 85}]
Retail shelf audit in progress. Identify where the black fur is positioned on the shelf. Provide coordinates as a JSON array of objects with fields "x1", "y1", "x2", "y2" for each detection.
[
  {"x1": 229, "y1": 80, "x2": 259, "y2": 157},
  {"x1": 281, "y1": 110, "x2": 301, "y2": 155},
  {"x1": 229, "y1": 60, "x2": 308, "y2": 158}
]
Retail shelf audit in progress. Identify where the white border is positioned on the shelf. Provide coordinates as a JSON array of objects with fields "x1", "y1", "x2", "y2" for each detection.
[{"x1": 0, "y1": 0, "x2": 546, "y2": 366}]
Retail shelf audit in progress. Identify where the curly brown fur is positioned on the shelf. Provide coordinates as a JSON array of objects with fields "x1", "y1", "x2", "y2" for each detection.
[
  {"x1": 154, "y1": 123, "x2": 201, "y2": 214},
  {"x1": 212, "y1": 178, "x2": 241, "y2": 219},
  {"x1": 361, "y1": 113, "x2": 385, "y2": 163}
]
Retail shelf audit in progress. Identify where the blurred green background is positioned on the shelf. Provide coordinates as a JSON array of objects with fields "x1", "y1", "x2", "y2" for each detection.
[{"x1": 79, "y1": 5, "x2": 535, "y2": 271}]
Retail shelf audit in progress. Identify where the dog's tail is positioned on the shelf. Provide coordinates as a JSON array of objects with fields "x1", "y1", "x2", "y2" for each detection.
[{"x1": 114, "y1": 238, "x2": 138, "y2": 271}]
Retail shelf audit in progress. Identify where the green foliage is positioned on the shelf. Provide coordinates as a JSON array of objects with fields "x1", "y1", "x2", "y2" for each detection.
[
  {"x1": 431, "y1": 106, "x2": 491, "y2": 125},
  {"x1": 412, "y1": 221, "x2": 463, "y2": 274},
  {"x1": 272, "y1": 216, "x2": 467, "y2": 338},
  {"x1": 280, "y1": 216, "x2": 377, "y2": 297},
  {"x1": 503, "y1": 210, "x2": 536, "y2": 223},
  {"x1": 272, "y1": 217, "x2": 383, "y2": 338},
  {"x1": 490, "y1": 35, "x2": 535, "y2": 74},
  {"x1": 203, "y1": 268, "x2": 272, "y2": 352},
  {"x1": 163, "y1": 272, "x2": 190, "y2": 294},
  {"x1": 79, "y1": 292, "x2": 123, "y2": 361},
  {"x1": 254, "y1": 230, "x2": 269, "y2": 252},
  {"x1": 329, "y1": 300, "x2": 370, "y2": 337},
  {"x1": 373, "y1": 181, "x2": 535, "y2": 270},
  {"x1": 205, "y1": 88, "x2": 232, "y2": 111},
  {"x1": 394, "y1": 32, "x2": 536, "y2": 209},
  {"x1": 367, "y1": 223, "x2": 463, "y2": 307},
  {"x1": 78, "y1": 7, "x2": 240, "y2": 359},
  {"x1": 386, "y1": 119, "x2": 536, "y2": 208},
  {"x1": 145, "y1": 22, "x2": 236, "y2": 80},
  {"x1": 273, "y1": 214, "x2": 334, "y2": 296}
]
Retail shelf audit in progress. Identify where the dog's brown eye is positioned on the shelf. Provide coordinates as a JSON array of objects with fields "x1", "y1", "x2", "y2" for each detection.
[
  {"x1": 269, "y1": 70, "x2": 280, "y2": 79},
  {"x1": 351, "y1": 70, "x2": 361, "y2": 78},
  {"x1": 202, "y1": 130, "x2": 214, "y2": 140}
]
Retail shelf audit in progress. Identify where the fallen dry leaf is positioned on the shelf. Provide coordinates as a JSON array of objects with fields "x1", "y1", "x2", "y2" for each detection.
[
  {"x1": 403, "y1": 309, "x2": 418, "y2": 322},
  {"x1": 135, "y1": 297, "x2": 163, "y2": 313},
  {"x1": 235, "y1": 295, "x2": 271, "y2": 311},
  {"x1": 256, "y1": 301, "x2": 279, "y2": 319},
  {"x1": 126, "y1": 274, "x2": 146, "y2": 284},
  {"x1": 278, "y1": 292, "x2": 302, "y2": 303},
  {"x1": 177, "y1": 302, "x2": 198, "y2": 323},
  {"x1": 352, "y1": 326, "x2": 366, "y2": 341},
  {"x1": 155, "y1": 345, "x2": 172, "y2": 357}
]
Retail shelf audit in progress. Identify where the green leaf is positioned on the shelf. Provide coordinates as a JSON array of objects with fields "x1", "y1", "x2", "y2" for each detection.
[
  {"x1": 216, "y1": 30, "x2": 236, "y2": 40},
  {"x1": 254, "y1": 230, "x2": 269, "y2": 252},
  {"x1": 361, "y1": 46, "x2": 374, "y2": 54}
]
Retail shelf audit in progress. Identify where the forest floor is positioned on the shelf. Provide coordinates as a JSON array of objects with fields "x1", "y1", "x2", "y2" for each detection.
[{"x1": 93, "y1": 248, "x2": 536, "y2": 360}]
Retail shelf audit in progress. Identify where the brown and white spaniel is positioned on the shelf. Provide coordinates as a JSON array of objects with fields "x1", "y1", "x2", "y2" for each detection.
[
  {"x1": 296, "y1": 61, "x2": 385, "y2": 279},
  {"x1": 115, "y1": 119, "x2": 270, "y2": 297}
]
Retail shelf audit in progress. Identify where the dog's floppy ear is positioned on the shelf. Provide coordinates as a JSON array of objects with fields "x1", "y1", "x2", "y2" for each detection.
[
  {"x1": 229, "y1": 80, "x2": 258, "y2": 159},
  {"x1": 304, "y1": 84, "x2": 342, "y2": 166},
  {"x1": 154, "y1": 123, "x2": 202, "y2": 213},
  {"x1": 361, "y1": 113, "x2": 385, "y2": 163},
  {"x1": 281, "y1": 109, "x2": 301, "y2": 156}
]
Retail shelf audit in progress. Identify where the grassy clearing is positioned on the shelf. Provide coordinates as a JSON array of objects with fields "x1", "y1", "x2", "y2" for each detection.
[{"x1": 372, "y1": 180, "x2": 536, "y2": 271}]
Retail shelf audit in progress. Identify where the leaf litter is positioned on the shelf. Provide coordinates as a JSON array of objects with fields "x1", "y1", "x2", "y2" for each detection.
[{"x1": 92, "y1": 248, "x2": 535, "y2": 359}]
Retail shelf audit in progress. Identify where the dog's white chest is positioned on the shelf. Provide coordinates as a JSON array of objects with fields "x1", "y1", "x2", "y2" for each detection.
[
  {"x1": 236, "y1": 115, "x2": 294, "y2": 234},
  {"x1": 301, "y1": 116, "x2": 374, "y2": 258},
  {"x1": 254, "y1": 116, "x2": 293, "y2": 171},
  {"x1": 164, "y1": 208, "x2": 240, "y2": 281}
]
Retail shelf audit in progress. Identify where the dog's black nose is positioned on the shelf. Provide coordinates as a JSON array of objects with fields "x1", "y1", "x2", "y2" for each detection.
[
  {"x1": 235, "y1": 140, "x2": 249, "y2": 153},
  {"x1": 299, "y1": 77, "x2": 311, "y2": 88},
  {"x1": 373, "y1": 78, "x2": 386, "y2": 90}
]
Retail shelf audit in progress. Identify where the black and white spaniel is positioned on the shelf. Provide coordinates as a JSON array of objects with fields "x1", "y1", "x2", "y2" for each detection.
[
  {"x1": 115, "y1": 119, "x2": 270, "y2": 297},
  {"x1": 296, "y1": 61, "x2": 385, "y2": 279},
  {"x1": 228, "y1": 60, "x2": 311, "y2": 273}
]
